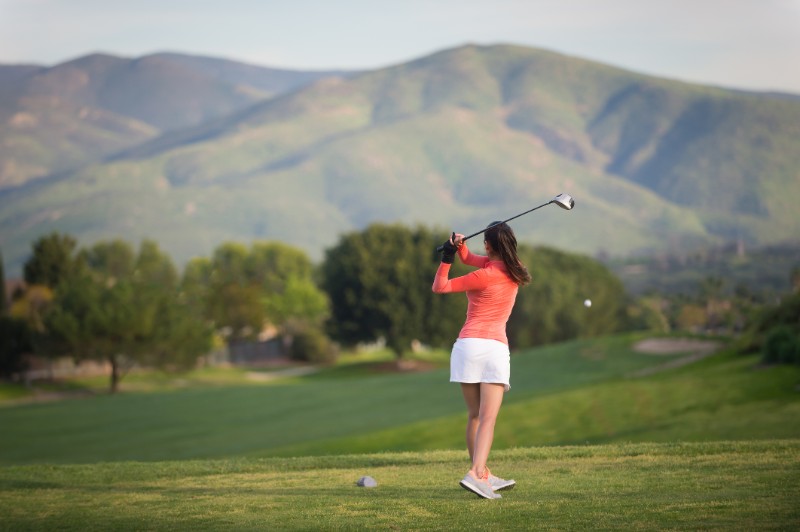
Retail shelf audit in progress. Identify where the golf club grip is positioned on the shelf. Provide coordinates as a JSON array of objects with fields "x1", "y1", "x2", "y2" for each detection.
[
  {"x1": 435, "y1": 232, "x2": 477, "y2": 253},
  {"x1": 436, "y1": 232, "x2": 459, "y2": 253},
  {"x1": 436, "y1": 220, "x2": 505, "y2": 252},
  {"x1": 435, "y1": 242, "x2": 461, "y2": 253}
]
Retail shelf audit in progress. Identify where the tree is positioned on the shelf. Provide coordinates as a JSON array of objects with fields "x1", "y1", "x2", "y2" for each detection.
[
  {"x1": 205, "y1": 243, "x2": 264, "y2": 340},
  {"x1": 146, "y1": 288, "x2": 215, "y2": 370},
  {"x1": 263, "y1": 276, "x2": 329, "y2": 327},
  {"x1": 507, "y1": 246, "x2": 628, "y2": 348},
  {"x1": 739, "y1": 291, "x2": 800, "y2": 365},
  {"x1": 45, "y1": 239, "x2": 212, "y2": 392},
  {"x1": 247, "y1": 241, "x2": 329, "y2": 327},
  {"x1": 247, "y1": 241, "x2": 314, "y2": 293},
  {"x1": 0, "y1": 316, "x2": 30, "y2": 378},
  {"x1": 626, "y1": 295, "x2": 671, "y2": 333},
  {"x1": 128, "y1": 240, "x2": 210, "y2": 370},
  {"x1": 134, "y1": 240, "x2": 179, "y2": 288},
  {"x1": 180, "y1": 257, "x2": 212, "y2": 310},
  {"x1": 9, "y1": 285, "x2": 55, "y2": 336},
  {"x1": 0, "y1": 249, "x2": 7, "y2": 315},
  {"x1": 7, "y1": 283, "x2": 58, "y2": 378},
  {"x1": 0, "y1": 249, "x2": 30, "y2": 377},
  {"x1": 763, "y1": 325, "x2": 800, "y2": 365},
  {"x1": 46, "y1": 273, "x2": 148, "y2": 391},
  {"x1": 0, "y1": 247, "x2": 33, "y2": 377},
  {"x1": 198, "y1": 241, "x2": 331, "y2": 351},
  {"x1": 23, "y1": 233, "x2": 83, "y2": 288},
  {"x1": 321, "y1": 223, "x2": 466, "y2": 358}
]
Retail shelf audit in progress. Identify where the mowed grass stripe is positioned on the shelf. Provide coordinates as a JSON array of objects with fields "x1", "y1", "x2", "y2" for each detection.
[
  {"x1": 263, "y1": 350, "x2": 800, "y2": 456},
  {"x1": 0, "y1": 371, "x2": 457, "y2": 464},
  {"x1": 1, "y1": 441, "x2": 798, "y2": 530},
  {"x1": 0, "y1": 334, "x2": 688, "y2": 465}
]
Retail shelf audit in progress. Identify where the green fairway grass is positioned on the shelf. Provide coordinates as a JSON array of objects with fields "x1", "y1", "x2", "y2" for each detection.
[
  {"x1": 1, "y1": 441, "x2": 798, "y2": 530},
  {"x1": 2, "y1": 334, "x2": 799, "y2": 529},
  {"x1": 0, "y1": 334, "x2": 693, "y2": 464},
  {"x1": 2, "y1": 334, "x2": 799, "y2": 465},
  {"x1": 274, "y1": 348, "x2": 800, "y2": 456}
]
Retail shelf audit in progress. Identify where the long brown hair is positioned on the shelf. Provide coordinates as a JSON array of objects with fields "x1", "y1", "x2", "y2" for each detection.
[{"x1": 484, "y1": 221, "x2": 531, "y2": 286}]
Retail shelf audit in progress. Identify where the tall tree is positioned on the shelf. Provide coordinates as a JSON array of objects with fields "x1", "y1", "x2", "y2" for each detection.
[
  {"x1": 200, "y1": 241, "x2": 330, "y2": 342},
  {"x1": 321, "y1": 223, "x2": 466, "y2": 358},
  {"x1": 180, "y1": 257, "x2": 213, "y2": 311},
  {"x1": 247, "y1": 241, "x2": 314, "y2": 294},
  {"x1": 0, "y1": 249, "x2": 7, "y2": 315},
  {"x1": 23, "y1": 233, "x2": 83, "y2": 288},
  {"x1": 0, "y1": 316, "x2": 30, "y2": 377},
  {"x1": 80, "y1": 239, "x2": 136, "y2": 281},
  {"x1": 508, "y1": 246, "x2": 628, "y2": 348},
  {"x1": 45, "y1": 239, "x2": 212, "y2": 392},
  {"x1": 9, "y1": 285, "x2": 54, "y2": 337},
  {"x1": 134, "y1": 240, "x2": 178, "y2": 288},
  {"x1": 205, "y1": 243, "x2": 264, "y2": 340},
  {"x1": 248, "y1": 242, "x2": 328, "y2": 327},
  {"x1": 0, "y1": 249, "x2": 25, "y2": 376}
]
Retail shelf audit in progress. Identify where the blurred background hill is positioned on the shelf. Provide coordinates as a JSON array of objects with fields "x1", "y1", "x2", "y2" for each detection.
[
  {"x1": 1, "y1": 43, "x2": 799, "y2": 275},
  {"x1": 0, "y1": 52, "x2": 351, "y2": 190}
]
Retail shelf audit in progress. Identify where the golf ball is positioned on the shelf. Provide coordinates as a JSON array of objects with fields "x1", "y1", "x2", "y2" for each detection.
[{"x1": 584, "y1": 299, "x2": 592, "y2": 308}]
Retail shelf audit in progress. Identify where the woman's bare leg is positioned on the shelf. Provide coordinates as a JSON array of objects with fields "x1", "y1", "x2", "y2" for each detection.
[
  {"x1": 460, "y1": 383, "x2": 481, "y2": 460},
  {"x1": 468, "y1": 383, "x2": 505, "y2": 479}
]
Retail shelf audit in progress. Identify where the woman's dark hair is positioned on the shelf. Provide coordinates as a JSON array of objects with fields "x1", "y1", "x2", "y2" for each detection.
[{"x1": 484, "y1": 221, "x2": 531, "y2": 286}]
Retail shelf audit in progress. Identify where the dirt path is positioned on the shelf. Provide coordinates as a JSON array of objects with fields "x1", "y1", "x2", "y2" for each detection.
[
  {"x1": 629, "y1": 337, "x2": 722, "y2": 377},
  {"x1": 245, "y1": 366, "x2": 319, "y2": 382}
]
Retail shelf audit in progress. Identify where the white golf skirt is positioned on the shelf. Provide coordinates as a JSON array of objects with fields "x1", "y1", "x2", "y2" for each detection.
[{"x1": 450, "y1": 338, "x2": 511, "y2": 391}]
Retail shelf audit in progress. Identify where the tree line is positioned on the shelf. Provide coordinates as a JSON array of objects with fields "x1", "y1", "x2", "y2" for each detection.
[{"x1": 8, "y1": 224, "x2": 793, "y2": 392}]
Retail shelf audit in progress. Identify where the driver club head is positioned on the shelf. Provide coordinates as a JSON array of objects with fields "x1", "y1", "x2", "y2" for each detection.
[{"x1": 553, "y1": 193, "x2": 575, "y2": 210}]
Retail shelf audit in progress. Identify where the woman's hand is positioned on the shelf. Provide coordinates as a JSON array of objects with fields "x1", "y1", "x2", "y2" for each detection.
[
  {"x1": 440, "y1": 232, "x2": 462, "y2": 264},
  {"x1": 440, "y1": 232, "x2": 466, "y2": 264}
]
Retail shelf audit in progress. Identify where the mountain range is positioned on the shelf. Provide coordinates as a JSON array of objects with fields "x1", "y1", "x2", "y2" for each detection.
[{"x1": 1, "y1": 44, "x2": 798, "y2": 275}]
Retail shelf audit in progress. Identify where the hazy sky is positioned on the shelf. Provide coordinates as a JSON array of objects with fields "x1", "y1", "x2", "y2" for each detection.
[{"x1": 1, "y1": 0, "x2": 799, "y2": 93}]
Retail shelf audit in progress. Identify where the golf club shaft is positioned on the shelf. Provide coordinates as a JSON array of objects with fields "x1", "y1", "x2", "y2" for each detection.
[{"x1": 436, "y1": 200, "x2": 553, "y2": 252}]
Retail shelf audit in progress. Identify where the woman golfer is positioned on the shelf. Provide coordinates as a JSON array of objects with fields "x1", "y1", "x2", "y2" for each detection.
[{"x1": 432, "y1": 222, "x2": 531, "y2": 499}]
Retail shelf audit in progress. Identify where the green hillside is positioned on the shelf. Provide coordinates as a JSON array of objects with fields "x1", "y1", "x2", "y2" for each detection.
[{"x1": 1, "y1": 44, "x2": 799, "y2": 274}]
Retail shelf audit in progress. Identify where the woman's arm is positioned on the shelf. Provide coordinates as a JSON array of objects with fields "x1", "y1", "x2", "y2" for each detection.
[
  {"x1": 458, "y1": 242, "x2": 489, "y2": 268},
  {"x1": 449, "y1": 233, "x2": 488, "y2": 268},
  {"x1": 432, "y1": 263, "x2": 490, "y2": 294}
]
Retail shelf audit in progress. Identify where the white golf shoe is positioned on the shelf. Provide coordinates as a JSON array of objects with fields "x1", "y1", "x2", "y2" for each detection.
[
  {"x1": 460, "y1": 472, "x2": 501, "y2": 499},
  {"x1": 487, "y1": 468, "x2": 516, "y2": 491}
]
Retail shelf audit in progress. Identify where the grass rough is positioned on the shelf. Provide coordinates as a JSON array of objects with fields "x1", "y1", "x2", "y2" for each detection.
[{"x1": 1, "y1": 441, "x2": 798, "y2": 530}]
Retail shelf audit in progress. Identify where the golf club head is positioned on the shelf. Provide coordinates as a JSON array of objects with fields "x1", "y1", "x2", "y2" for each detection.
[{"x1": 553, "y1": 193, "x2": 575, "y2": 210}]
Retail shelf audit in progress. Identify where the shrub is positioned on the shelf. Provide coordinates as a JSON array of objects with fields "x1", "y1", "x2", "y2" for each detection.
[
  {"x1": 762, "y1": 325, "x2": 800, "y2": 365},
  {"x1": 738, "y1": 292, "x2": 800, "y2": 361},
  {"x1": 286, "y1": 322, "x2": 338, "y2": 364},
  {"x1": 0, "y1": 317, "x2": 31, "y2": 378}
]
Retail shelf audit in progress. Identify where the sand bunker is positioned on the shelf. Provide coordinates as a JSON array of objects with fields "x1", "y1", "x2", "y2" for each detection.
[
  {"x1": 630, "y1": 337, "x2": 722, "y2": 377},
  {"x1": 633, "y1": 338, "x2": 721, "y2": 355}
]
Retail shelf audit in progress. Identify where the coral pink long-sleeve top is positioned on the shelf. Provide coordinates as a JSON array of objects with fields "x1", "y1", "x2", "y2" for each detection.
[{"x1": 431, "y1": 243, "x2": 519, "y2": 345}]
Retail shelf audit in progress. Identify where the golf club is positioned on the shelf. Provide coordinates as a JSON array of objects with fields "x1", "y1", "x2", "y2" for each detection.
[{"x1": 436, "y1": 193, "x2": 575, "y2": 252}]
